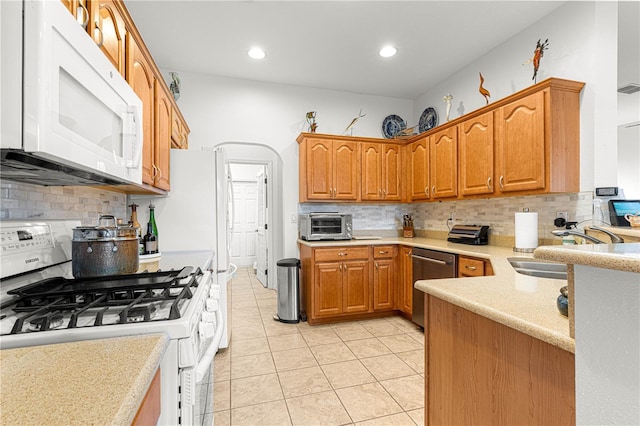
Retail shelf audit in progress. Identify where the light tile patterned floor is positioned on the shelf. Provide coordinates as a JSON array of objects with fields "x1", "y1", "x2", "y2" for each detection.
[{"x1": 213, "y1": 268, "x2": 425, "y2": 425}]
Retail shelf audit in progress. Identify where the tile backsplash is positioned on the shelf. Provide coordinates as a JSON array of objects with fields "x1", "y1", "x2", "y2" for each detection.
[
  {"x1": 301, "y1": 191, "x2": 594, "y2": 243},
  {"x1": 0, "y1": 181, "x2": 127, "y2": 225}
]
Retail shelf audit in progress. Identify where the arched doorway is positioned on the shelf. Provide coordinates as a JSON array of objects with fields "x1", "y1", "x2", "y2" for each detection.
[{"x1": 214, "y1": 142, "x2": 284, "y2": 289}]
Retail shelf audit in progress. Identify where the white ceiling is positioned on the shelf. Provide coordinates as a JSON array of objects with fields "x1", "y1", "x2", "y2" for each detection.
[{"x1": 125, "y1": 1, "x2": 568, "y2": 99}]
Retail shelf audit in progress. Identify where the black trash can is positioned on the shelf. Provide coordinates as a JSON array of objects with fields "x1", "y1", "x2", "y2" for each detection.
[{"x1": 274, "y1": 258, "x2": 301, "y2": 324}]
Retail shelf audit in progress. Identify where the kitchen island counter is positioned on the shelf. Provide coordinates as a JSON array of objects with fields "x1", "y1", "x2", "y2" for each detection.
[
  {"x1": 0, "y1": 333, "x2": 168, "y2": 425},
  {"x1": 299, "y1": 237, "x2": 573, "y2": 352}
]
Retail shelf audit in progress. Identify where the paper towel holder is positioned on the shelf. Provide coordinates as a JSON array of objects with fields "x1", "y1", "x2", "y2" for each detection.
[{"x1": 513, "y1": 208, "x2": 539, "y2": 254}]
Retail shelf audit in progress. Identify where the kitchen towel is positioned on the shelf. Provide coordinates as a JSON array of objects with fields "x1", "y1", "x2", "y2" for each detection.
[{"x1": 515, "y1": 211, "x2": 538, "y2": 251}]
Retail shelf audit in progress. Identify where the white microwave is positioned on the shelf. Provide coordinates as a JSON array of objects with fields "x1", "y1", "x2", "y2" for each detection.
[{"x1": 0, "y1": 0, "x2": 143, "y2": 186}]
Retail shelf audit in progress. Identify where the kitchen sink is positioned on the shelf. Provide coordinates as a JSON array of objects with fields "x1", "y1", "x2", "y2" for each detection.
[{"x1": 507, "y1": 257, "x2": 568, "y2": 280}]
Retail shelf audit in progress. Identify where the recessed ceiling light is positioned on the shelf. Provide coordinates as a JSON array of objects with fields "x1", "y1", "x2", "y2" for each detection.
[
  {"x1": 248, "y1": 47, "x2": 266, "y2": 60},
  {"x1": 379, "y1": 46, "x2": 397, "y2": 58}
]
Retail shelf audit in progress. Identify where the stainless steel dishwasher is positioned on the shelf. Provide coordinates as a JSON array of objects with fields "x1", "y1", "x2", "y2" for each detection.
[{"x1": 412, "y1": 248, "x2": 457, "y2": 327}]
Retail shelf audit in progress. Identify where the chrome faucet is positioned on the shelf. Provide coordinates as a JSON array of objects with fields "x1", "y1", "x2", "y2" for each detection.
[
  {"x1": 589, "y1": 226, "x2": 625, "y2": 243},
  {"x1": 551, "y1": 229, "x2": 606, "y2": 244}
]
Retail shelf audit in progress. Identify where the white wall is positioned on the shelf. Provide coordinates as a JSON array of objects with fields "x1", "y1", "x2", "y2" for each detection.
[
  {"x1": 167, "y1": 72, "x2": 413, "y2": 258},
  {"x1": 413, "y1": 1, "x2": 618, "y2": 191}
]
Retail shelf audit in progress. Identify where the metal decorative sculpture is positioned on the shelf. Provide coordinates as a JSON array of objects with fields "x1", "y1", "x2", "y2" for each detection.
[
  {"x1": 524, "y1": 38, "x2": 549, "y2": 83},
  {"x1": 306, "y1": 111, "x2": 318, "y2": 133},
  {"x1": 478, "y1": 73, "x2": 491, "y2": 105},
  {"x1": 169, "y1": 72, "x2": 181, "y2": 101},
  {"x1": 343, "y1": 109, "x2": 366, "y2": 135}
]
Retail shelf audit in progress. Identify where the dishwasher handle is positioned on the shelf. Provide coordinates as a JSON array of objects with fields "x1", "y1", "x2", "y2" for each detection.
[{"x1": 411, "y1": 254, "x2": 450, "y2": 265}]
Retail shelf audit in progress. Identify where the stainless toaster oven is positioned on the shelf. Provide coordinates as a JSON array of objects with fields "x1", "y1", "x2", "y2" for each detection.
[{"x1": 299, "y1": 213, "x2": 353, "y2": 241}]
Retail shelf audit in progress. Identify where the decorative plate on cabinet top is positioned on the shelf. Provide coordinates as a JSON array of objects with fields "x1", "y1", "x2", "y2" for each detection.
[
  {"x1": 381, "y1": 115, "x2": 406, "y2": 139},
  {"x1": 419, "y1": 107, "x2": 438, "y2": 133}
]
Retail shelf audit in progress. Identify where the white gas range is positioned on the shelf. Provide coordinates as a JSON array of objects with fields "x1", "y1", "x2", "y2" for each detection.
[{"x1": 0, "y1": 220, "x2": 227, "y2": 425}]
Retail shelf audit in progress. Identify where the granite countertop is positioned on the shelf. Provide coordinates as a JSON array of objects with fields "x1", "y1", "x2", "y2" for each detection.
[
  {"x1": 0, "y1": 334, "x2": 168, "y2": 425},
  {"x1": 299, "y1": 237, "x2": 574, "y2": 353},
  {"x1": 534, "y1": 242, "x2": 640, "y2": 273}
]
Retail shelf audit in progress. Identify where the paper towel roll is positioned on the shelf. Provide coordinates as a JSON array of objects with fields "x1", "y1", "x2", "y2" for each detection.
[{"x1": 515, "y1": 211, "x2": 538, "y2": 250}]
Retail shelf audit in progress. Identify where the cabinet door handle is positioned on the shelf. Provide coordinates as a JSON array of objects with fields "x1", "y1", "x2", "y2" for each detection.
[
  {"x1": 383, "y1": 189, "x2": 387, "y2": 197},
  {"x1": 378, "y1": 189, "x2": 382, "y2": 197},
  {"x1": 465, "y1": 265, "x2": 477, "y2": 271},
  {"x1": 499, "y1": 176, "x2": 505, "y2": 189},
  {"x1": 94, "y1": 22, "x2": 104, "y2": 47},
  {"x1": 425, "y1": 187, "x2": 429, "y2": 197},
  {"x1": 487, "y1": 176, "x2": 492, "y2": 190},
  {"x1": 375, "y1": 263, "x2": 378, "y2": 269},
  {"x1": 76, "y1": 2, "x2": 89, "y2": 28},
  {"x1": 339, "y1": 264, "x2": 342, "y2": 272},
  {"x1": 432, "y1": 186, "x2": 436, "y2": 196}
]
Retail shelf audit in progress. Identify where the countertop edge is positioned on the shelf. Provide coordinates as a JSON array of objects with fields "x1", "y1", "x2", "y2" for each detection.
[
  {"x1": 114, "y1": 333, "x2": 170, "y2": 425},
  {"x1": 534, "y1": 243, "x2": 640, "y2": 273},
  {"x1": 415, "y1": 279, "x2": 575, "y2": 353}
]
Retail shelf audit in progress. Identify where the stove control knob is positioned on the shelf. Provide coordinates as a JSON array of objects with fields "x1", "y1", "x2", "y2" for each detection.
[
  {"x1": 201, "y1": 311, "x2": 216, "y2": 323},
  {"x1": 206, "y1": 298, "x2": 219, "y2": 312},
  {"x1": 199, "y1": 321, "x2": 215, "y2": 339}
]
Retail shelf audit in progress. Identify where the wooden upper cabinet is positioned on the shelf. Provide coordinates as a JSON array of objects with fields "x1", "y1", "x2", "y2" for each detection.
[
  {"x1": 300, "y1": 138, "x2": 358, "y2": 201},
  {"x1": 89, "y1": 0, "x2": 126, "y2": 76},
  {"x1": 361, "y1": 143, "x2": 402, "y2": 201},
  {"x1": 333, "y1": 141, "x2": 359, "y2": 200},
  {"x1": 171, "y1": 104, "x2": 190, "y2": 149},
  {"x1": 408, "y1": 138, "x2": 429, "y2": 201},
  {"x1": 495, "y1": 90, "x2": 545, "y2": 193},
  {"x1": 459, "y1": 111, "x2": 494, "y2": 196},
  {"x1": 126, "y1": 33, "x2": 155, "y2": 186},
  {"x1": 154, "y1": 82, "x2": 172, "y2": 191},
  {"x1": 362, "y1": 143, "x2": 382, "y2": 200},
  {"x1": 429, "y1": 126, "x2": 458, "y2": 199}
]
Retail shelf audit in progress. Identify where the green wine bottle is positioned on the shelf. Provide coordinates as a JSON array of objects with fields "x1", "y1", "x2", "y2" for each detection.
[{"x1": 149, "y1": 202, "x2": 158, "y2": 252}]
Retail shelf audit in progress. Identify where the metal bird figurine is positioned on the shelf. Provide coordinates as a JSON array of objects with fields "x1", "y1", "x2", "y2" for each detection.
[
  {"x1": 525, "y1": 38, "x2": 549, "y2": 83},
  {"x1": 342, "y1": 108, "x2": 366, "y2": 135},
  {"x1": 478, "y1": 72, "x2": 491, "y2": 105}
]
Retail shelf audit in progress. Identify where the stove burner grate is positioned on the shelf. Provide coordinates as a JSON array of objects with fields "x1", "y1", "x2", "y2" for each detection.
[{"x1": 5, "y1": 267, "x2": 203, "y2": 334}]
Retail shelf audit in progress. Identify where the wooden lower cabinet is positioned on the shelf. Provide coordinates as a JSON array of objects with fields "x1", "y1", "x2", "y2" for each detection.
[
  {"x1": 397, "y1": 246, "x2": 413, "y2": 315},
  {"x1": 458, "y1": 255, "x2": 494, "y2": 277},
  {"x1": 309, "y1": 247, "x2": 370, "y2": 320},
  {"x1": 425, "y1": 296, "x2": 575, "y2": 425},
  {"x1": 132, "y1": 368, "x2": 161, "y2": 426},
  {"x1": 372, "y1": 246, "x2": 396, "y2": 311}
]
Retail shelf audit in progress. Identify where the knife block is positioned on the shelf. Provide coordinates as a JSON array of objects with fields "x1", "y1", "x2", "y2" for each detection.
[{"x1": 403, "y1": 226, "x2": 414, "y2": 238}]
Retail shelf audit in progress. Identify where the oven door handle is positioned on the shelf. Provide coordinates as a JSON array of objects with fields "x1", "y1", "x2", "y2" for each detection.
[{"x1": 195, "y1": 307, "x2": 224, "y2": 383}]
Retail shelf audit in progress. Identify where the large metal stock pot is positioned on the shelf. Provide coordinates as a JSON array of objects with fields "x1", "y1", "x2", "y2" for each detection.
[{"x1": 72, "y1": 215, "x2": 139, "y2": 278}]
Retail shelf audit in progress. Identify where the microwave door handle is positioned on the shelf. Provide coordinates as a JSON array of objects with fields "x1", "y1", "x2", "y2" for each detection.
[
  {"x1": 126, "y1": 105, "x2": 143, "y2": 169},
  {"x1": 195, "y1": 307, "x2": 224, "y2": 383}
]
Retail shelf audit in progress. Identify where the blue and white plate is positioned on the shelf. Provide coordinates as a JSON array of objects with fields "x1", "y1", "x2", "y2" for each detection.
[
  {"x1": 381, "y1": 115, "x2": 406, "y2": 139},
  {"x1": 419, "y1": 107, "x2": 438, "y2": 133}
]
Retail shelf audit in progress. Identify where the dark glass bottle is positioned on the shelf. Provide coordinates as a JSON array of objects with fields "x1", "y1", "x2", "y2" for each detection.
[
  {"x1": 144, "y1": 222, "x2": 158, "y2": 254},
  {"x1": 148, "y1": 202, "x2": 158, "y2": 252}
]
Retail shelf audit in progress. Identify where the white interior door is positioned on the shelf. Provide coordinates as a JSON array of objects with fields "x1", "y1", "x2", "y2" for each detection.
[
  {"x1": 229, "y1": 180, "x2": 258, "y2": 267},
  {"x1": 256, "y1": 168, "x2": 268, "y2": 287}
]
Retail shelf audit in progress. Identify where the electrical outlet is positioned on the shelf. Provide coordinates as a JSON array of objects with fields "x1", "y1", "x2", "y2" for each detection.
[
  {"x1": 290, "y1": 214, "x2": 297, "y2": 223},
  {"x1": 448, "y1": 211, "x2": 456, "y2": 222},
  {"x1": 556, "y1": 211, "x2": 568, "y2": 221}
]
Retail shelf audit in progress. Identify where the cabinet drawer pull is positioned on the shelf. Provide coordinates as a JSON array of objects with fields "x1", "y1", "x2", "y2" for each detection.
[
  {"x1": 378, "y1": 250, "x2": 388, "y2": 254},
  {"x1": 465, "y1": 265, "x2": 478, "y2": 271},
  {"x1": 499, "y1": 175, "x2": 505, "y2": 189},
  {"x1": 337, "y1": 252, "x2": 347, "y2": 256}
]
